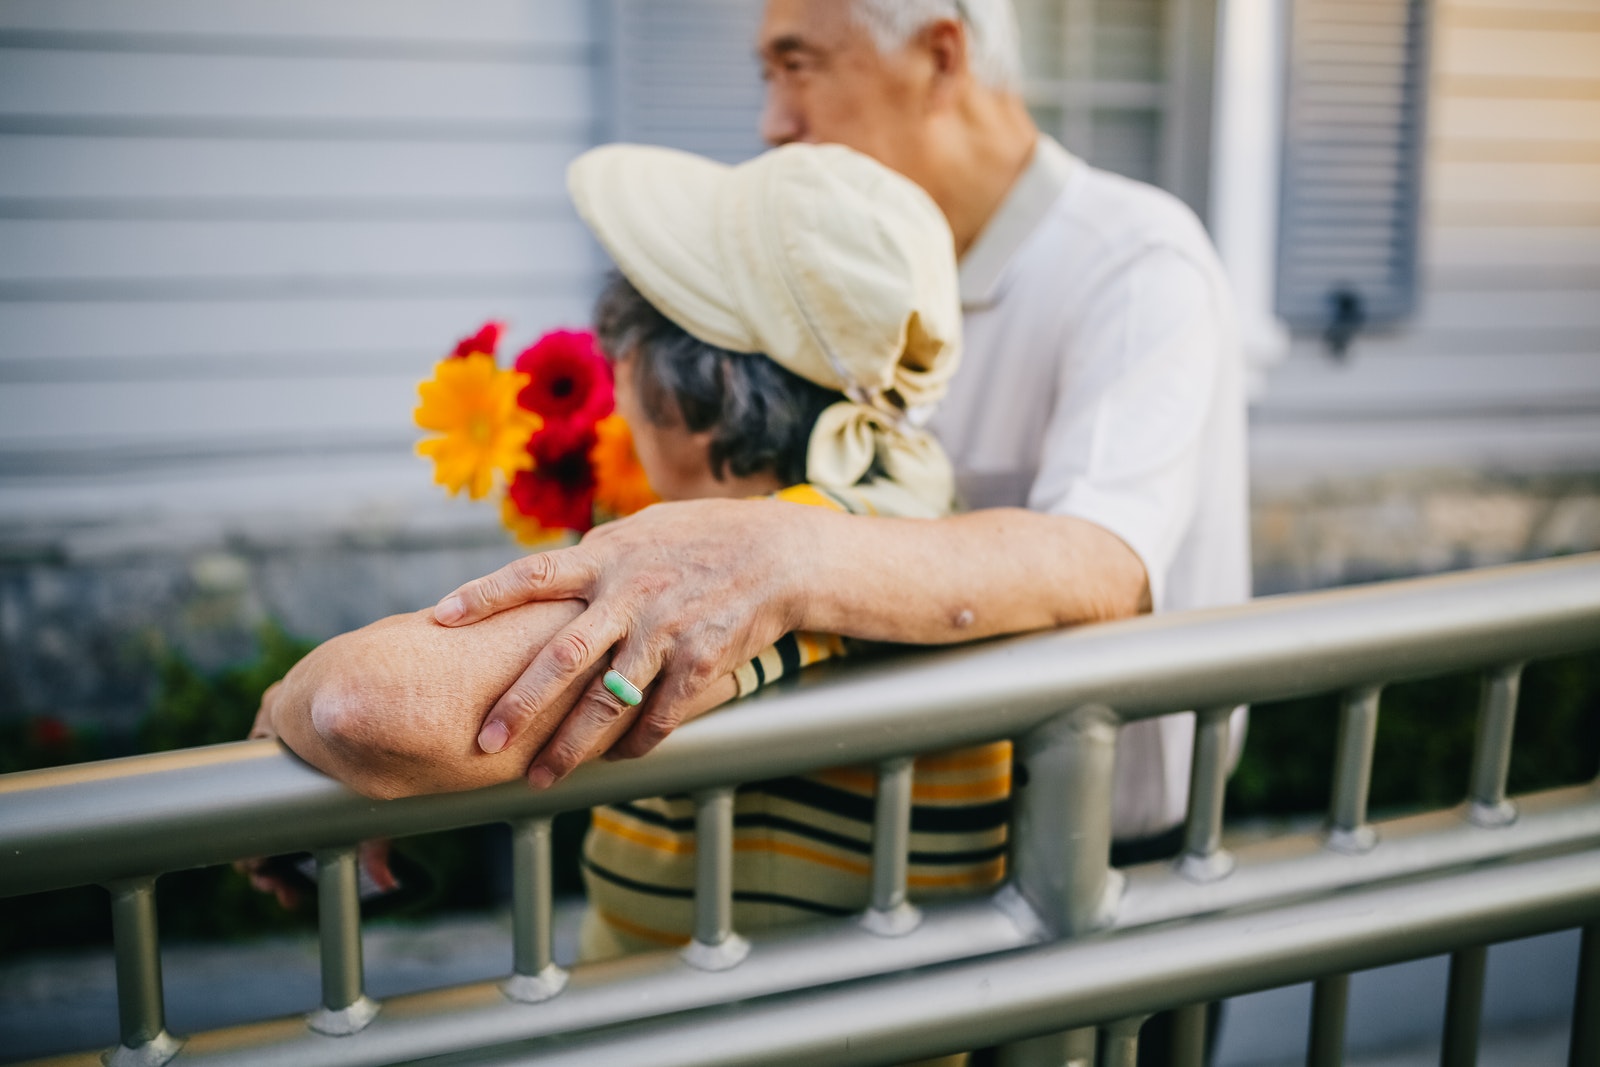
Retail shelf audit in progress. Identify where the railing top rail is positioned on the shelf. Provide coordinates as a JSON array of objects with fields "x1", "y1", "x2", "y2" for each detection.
[{"x1": 4, "y1": 553, "x2": 1599, "y2": 899}]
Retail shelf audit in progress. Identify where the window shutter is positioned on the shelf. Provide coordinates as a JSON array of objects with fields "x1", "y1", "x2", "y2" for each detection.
[
  {"x1": 607, "y1": 0, "x2": 767, "y2": 164},
  {"x1": 1276, "y1": 0, "x2": 1432, "y2": 350}
]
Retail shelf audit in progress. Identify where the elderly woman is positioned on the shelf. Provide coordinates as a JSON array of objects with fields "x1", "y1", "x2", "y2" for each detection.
[{"x1": 253, "y1": 143, "x2": 1007, "y2": 960}]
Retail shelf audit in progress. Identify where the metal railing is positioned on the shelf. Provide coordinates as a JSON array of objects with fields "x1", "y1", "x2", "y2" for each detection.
[{"x1": 4, "y1": 553, "x2": 1600, "y2": 1067}]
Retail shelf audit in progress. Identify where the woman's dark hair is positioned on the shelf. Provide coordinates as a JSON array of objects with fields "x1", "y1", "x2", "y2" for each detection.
[{"x1": 594, "y1": 272, "x2": 840, "y2": 486}]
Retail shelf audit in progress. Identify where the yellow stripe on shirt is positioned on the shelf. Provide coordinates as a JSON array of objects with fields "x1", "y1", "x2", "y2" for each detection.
[{"x1": 582, "y1": 484, "x2": 1009, "y2": 959}]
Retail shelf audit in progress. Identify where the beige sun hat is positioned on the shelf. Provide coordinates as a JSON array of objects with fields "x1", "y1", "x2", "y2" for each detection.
[{"x1": 567, "y1": 141, "x2": 962, "y2": 515}]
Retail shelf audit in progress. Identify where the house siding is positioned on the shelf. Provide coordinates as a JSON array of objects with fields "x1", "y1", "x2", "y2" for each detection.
[
  {"x1": 0, "y1": 0, "x2": 605, "y2": 549},
  {"x1": 1253, "y1": 0, "x2": 1600, "y2": 483},
  {"x1": 1248, "y1": 0, "x2": 1600, "y2": 592}
]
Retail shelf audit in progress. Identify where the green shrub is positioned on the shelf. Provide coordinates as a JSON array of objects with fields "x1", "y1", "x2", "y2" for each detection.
[
  {"x1": 1227, "y1": 650, "x2": 1600, "y2": 820},
  {"x1": 137, "y1": 621, "x2": 316, "y2": 753},
  {"x1": 0, "y1": 715, "x2": 110, "y2": 775}
]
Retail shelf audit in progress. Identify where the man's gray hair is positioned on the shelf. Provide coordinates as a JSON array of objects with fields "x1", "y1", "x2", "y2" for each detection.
[{"x1": 850, "y1": 0, "x2": 1024, "y2": 92}]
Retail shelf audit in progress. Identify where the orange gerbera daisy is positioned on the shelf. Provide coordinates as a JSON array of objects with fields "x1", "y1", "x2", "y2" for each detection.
[
  {"x1": 414, "y1": 353, "x2": 542, "y2": 500},
  {"x1": 591, "y1": 413, "x2": 659, "y2": 517}
]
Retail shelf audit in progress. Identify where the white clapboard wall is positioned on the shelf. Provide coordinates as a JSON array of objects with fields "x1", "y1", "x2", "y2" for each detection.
[
  {"x1": 609, "y1": 0, "x2": 768, "y2": 165},
  {"x1": 0, "y1": 0, "x2": 605, "y2": 548},
  {"x1": 1253, "y1": 0, "x2": 1600, "y2": 481},
  {"x1": 0, "y1": 0, "x2": 1222, "y2": 550}
]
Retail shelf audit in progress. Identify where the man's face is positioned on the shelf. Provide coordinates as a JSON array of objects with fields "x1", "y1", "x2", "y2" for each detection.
[{"x1": 757, "y1": 0, "x2": 935, "y2": 182}]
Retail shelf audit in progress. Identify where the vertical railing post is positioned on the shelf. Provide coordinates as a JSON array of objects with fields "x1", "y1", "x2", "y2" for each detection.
[
  {"x1": 862, "y1": 756, "x2": 921, "y2": 936},
  {"x1": 681, "y1": 786, "x2": 749, "y2": 970},
  {"x1": 1313, "y1": 685, "x2": 1378, "y2": 1064},
  {"x1": 1572, "y1": 923, "x2": 1599, "y2": 1067},
  {"x1": 307, "y1": 847, "x2": 379, "y2": 1035},
  {"x1": 1179, "y1": 705, "x2": 1236, "y2": 881},
  {"x1": 1308, "y1": 973, "x2": 1349, "y2": 1067},
  {"x1": 1100, "y1": 1015, "x2": 1150, "y2": 1067},
  {"x1": 1441, "y1": 943, "x2": 1488, "y2": 1067},
  {"x1": 1170, "y1": 705, "x2": 1234, "y2": 1061},
  {"x1": 503, "y1": 817, "x2": 568, "y2": 1003},
  {"x1": 105, "y1": 876, "x2": 181, "y2": 1067},
  {"x1": 1169, "y1": 1002, "x2": 1209, "y2": 1067},
  {"x1": 998, "y1": 705, "x2": 1122, "y2": 1067},
  {"x1": 1328, "y1": 684, "x2": 1382, "y2": 853},
  {"x1": 1468, "y1": 663, "x2": 1523, "y2": 827}
]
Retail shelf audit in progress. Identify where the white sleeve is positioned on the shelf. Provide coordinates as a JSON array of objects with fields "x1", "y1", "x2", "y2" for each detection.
[{"x1": 1026, "y1": 245, "x2": 1223, "y2": 611}]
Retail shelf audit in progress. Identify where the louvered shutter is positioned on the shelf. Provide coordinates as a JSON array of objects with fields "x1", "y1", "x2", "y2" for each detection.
[
  {"x1": 1276, "y1": 0, "x2": 1431, "y2": 344},
  {"x1": 608, "y1": 0, "x2": 767, "y2": 164}
]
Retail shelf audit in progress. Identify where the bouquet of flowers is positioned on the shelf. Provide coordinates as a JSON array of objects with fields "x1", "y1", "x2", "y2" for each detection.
[{"x1": 414, "y1": 321, "x2": 657, "y2": 545}]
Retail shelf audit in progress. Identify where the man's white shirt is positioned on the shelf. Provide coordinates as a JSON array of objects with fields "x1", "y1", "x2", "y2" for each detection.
[{"x1": 930, "y1": 136, "x2": 1251, "y2": 840}]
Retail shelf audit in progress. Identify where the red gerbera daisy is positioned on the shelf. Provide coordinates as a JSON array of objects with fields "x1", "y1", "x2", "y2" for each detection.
[
  {"x1": 506, "y1": 450, "x2": 597, "y2": 532},
  {"x1": 528, "y1": 419, "x2": 598, "y2": 466},
  {"x1": 451, "y1": 321, "x2": 504, "y2": 360},
  {"x1": 513, "y1": 330, "x2": 614, "y2": 425}
]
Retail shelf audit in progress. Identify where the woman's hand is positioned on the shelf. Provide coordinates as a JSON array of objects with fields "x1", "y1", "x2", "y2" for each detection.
[{"x1": 434, "y1": 498, "x2": 817, "y2": 787}]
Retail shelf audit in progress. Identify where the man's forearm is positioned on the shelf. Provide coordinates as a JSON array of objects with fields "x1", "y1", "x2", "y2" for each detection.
[
  {"x1": 787, "y1": 505, "x2": 1150, "y2": 643},
  {"x1": 425, "y1": 497, "x2": 1151, "y2": 779}
]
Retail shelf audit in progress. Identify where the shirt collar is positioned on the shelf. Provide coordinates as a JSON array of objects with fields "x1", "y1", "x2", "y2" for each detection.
[{"x1": 958, "y1": 135, "x2": 1081, "y2": 310}]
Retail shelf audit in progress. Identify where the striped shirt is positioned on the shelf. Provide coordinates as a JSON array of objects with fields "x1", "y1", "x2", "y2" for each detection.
[{"x1": 580, "y1": 483, "x2": 1011, "y2": 960}]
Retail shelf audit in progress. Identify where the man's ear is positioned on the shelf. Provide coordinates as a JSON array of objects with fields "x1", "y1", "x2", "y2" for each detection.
[{"x1": 920, "y1": 17, "x2": 970, "y2": 101}]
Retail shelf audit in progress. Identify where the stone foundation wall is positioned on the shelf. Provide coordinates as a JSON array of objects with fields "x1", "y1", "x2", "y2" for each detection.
[
  {"x1": 1, "y1": 526, "x2": 528, "y2": 737},
  {"x1": 1252, "y1": 471, "x2": 1600, "y2": 594}
]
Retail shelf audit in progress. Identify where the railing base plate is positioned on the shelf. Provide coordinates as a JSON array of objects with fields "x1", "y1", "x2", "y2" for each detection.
[
  {"x1": 104, "y1": 1031, "x2": 182, "y2": 1067},
  {"x1": 307, "y1": 995, "x2": 380, "y2": 1037},
  {"x1": 502, "y1": 965, "x2": 569, "y2": 1004}
]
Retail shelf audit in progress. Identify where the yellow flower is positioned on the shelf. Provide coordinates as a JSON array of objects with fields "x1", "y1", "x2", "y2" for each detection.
[
  {"x1": 591, "y1": 413, "x2": 659, "y2": 517},
  {"x1": 415, "y1": 353, "x2": 542, "y2": 500}
]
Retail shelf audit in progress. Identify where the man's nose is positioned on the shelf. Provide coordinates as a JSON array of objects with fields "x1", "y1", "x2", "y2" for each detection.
[{"x1": 759, "y1": 90, "x2": 803, "y2": 146}]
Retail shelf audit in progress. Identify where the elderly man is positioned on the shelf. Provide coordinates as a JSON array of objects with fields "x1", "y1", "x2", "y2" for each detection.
[{"x1": 446, "y1": 0, "x2": 1248, "y2": 852}]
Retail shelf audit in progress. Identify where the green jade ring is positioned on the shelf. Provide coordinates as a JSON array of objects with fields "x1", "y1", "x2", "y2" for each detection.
[{"x1": 603, "y1": 669, "x2": 644, "y2": 707}]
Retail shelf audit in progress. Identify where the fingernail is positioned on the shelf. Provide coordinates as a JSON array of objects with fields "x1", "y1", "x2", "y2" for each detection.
[
  {"x1": 478, "y1": 720, "x2": 509, "y2": 754},
  {"x1": 435, "y1": 595, "x2": 465, "y2": 624},
  {"x1": 528, "y1": 766, "x2": 556, "y2": 790}
]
